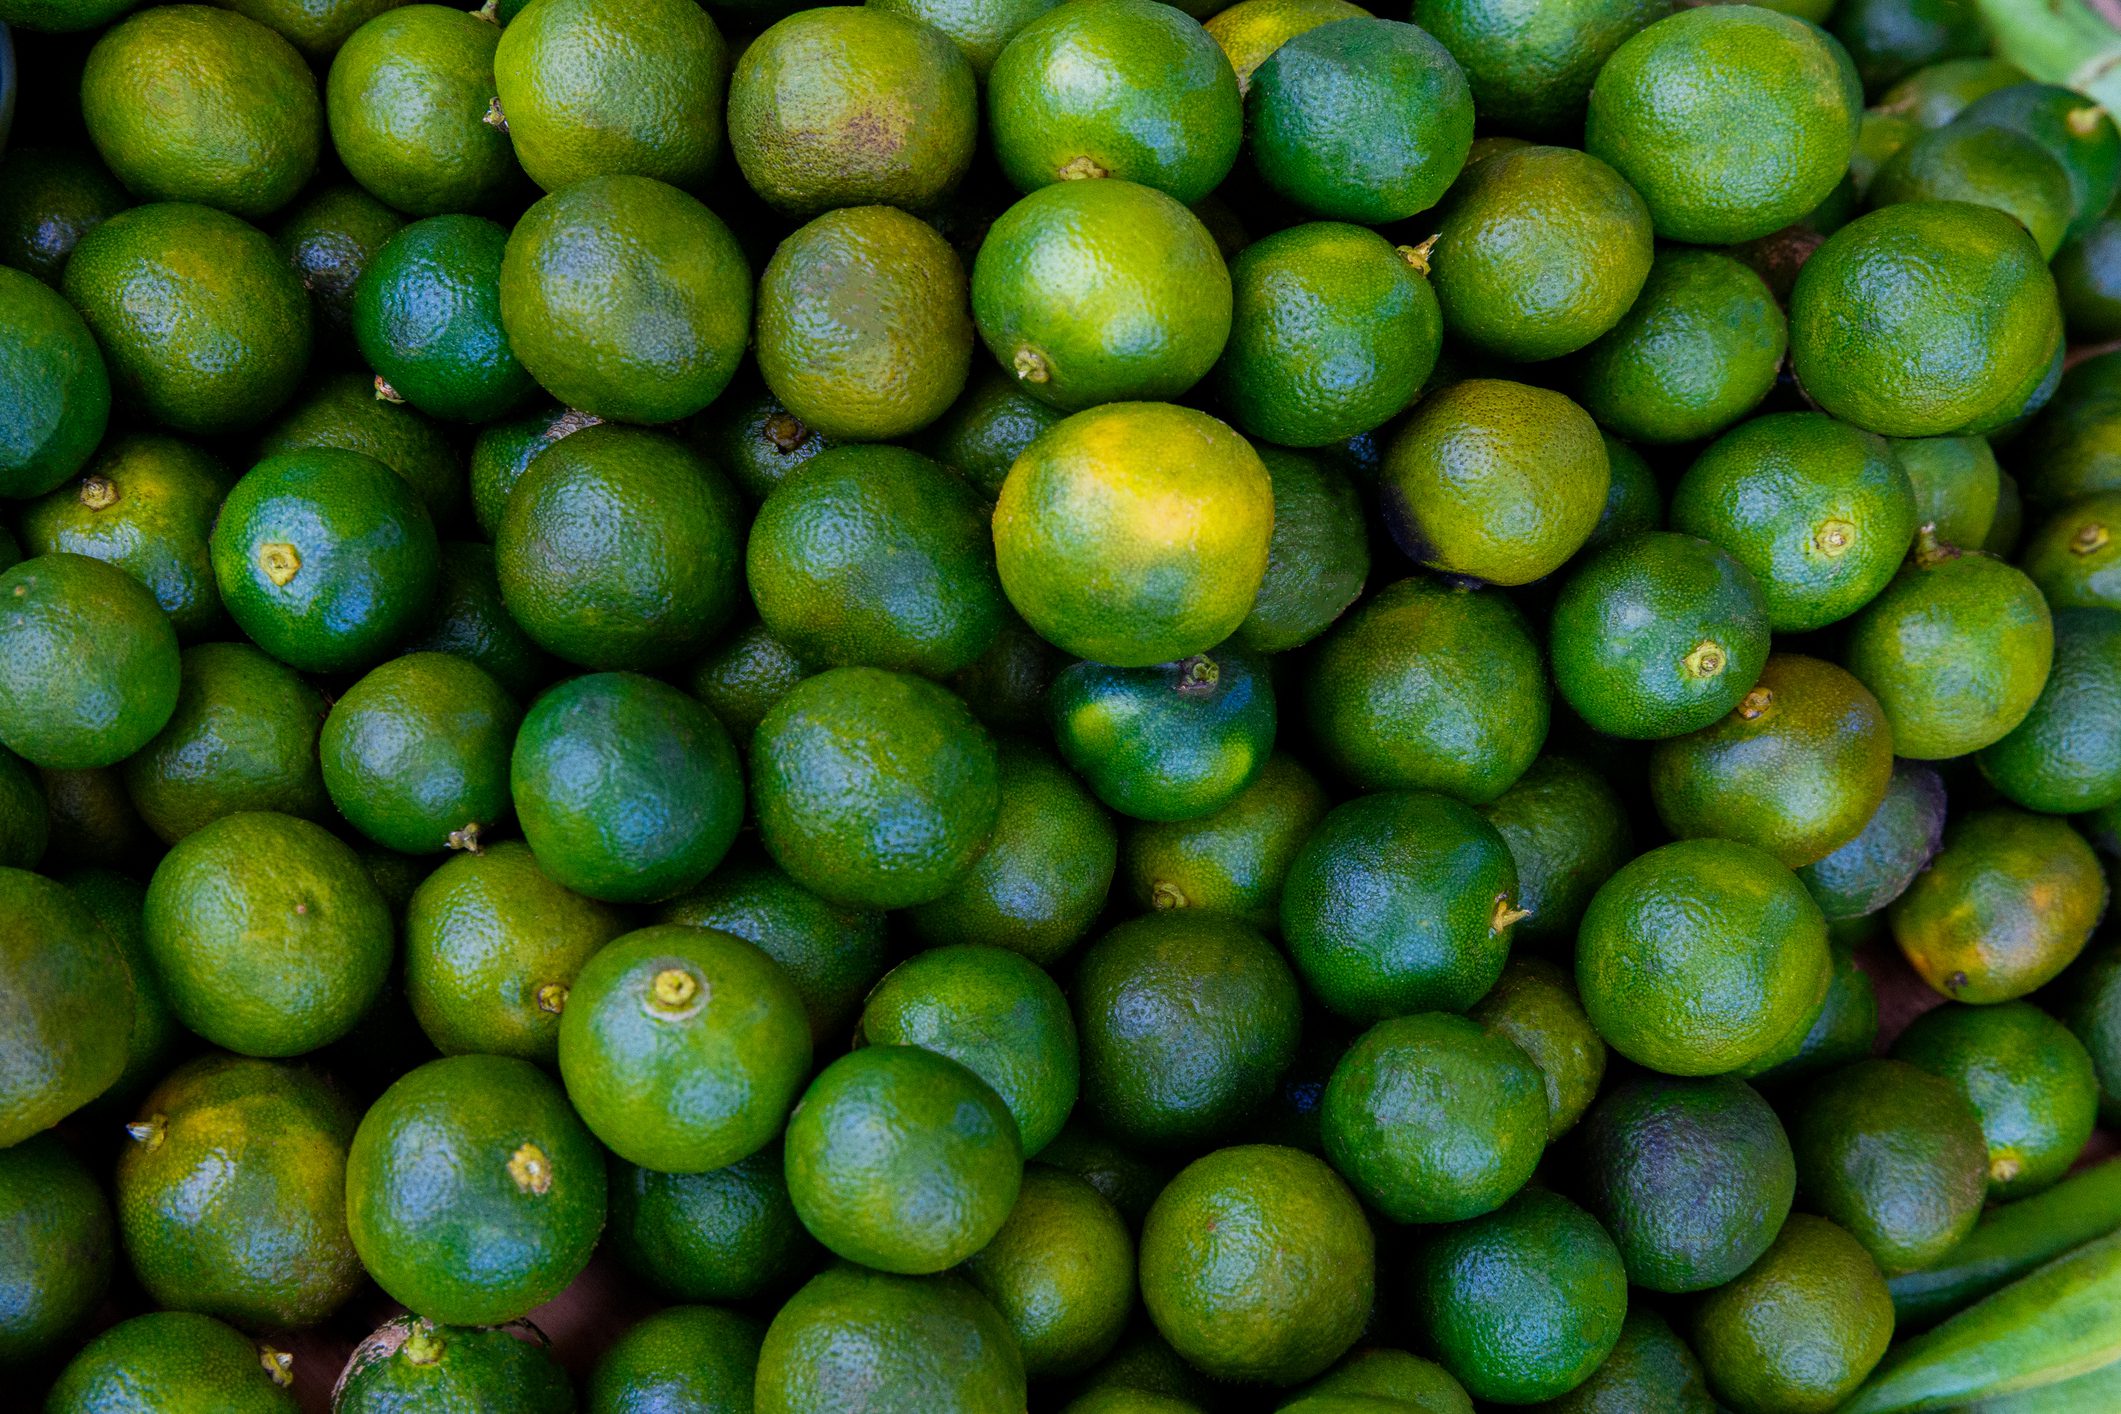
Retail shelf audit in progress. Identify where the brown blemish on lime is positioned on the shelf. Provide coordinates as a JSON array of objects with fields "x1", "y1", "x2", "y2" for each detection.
[
  {"x1": 1682, "y1": 640, "x2": 1727, "y2": 680},
  {"x1": 2074, "y1": 522, "x2": 2111, "y2": 556},
  {"x1": 260, "y1": 1346, "x2": 294, "y2": 1387},
  {"x1": 1813, "y1": 518, "x2": 1855, "y2": 557},
  {"x1": 259, "y1": 543, "x2": 301, "y2": 587},
  {"x1": 535, "y1": 982, "x2": 568, "y2": 1015},
  {"x1": 1736, "y1": 685, "x2": 1773, "y2": 721},
  {"x1": 125, "y1": 1114, "x2": 167, "y2": 1152},
  {"x1": 78, "y1": 475, "x2": 119, "y2": 511}
]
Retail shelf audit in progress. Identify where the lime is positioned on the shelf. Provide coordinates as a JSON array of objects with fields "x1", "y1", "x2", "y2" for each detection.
[
  {"x1": 321, "y1": 652, "x2": 519, "y2": 855},
  {"x1": 0, "y1": 867, "x2": 132, "y2": 1146},
  {"x1": 1893, "y1": 1000, "x2": 2099, "y2": 1199},
  {"x1": 1578, "y1": 248, "x2": 1787, "y2": 444},
  {"x1": 1688, "y1": 1214, "x2": 1892, "y2": 1414},
  {"x1": 1977, "y1": 608, "x2": 2121, "y2": 814},
  {"x1": 1410, "y1": 0, "x2": 1665, "y2": 137},
  {"x1": 0, "y1": 146, "x2": 126, "y2": 287},
  {"x1": 962, "y1": 1166, "x2": 1134, "y2": 1377},
  {"x1": 1050, "y1": 647, "x2": 1275, "y2": 823},
  {"x1": 0, "y1": 264, "x2": 108, "y2": 498},
  {"x1": 1892, "y1": 433, "x2": 1999, "y2": 548},
  {"x1": 870, "y1": 0, "x2": 1061, "y2": 76},
  {"x1": 273, "y1": 182, "x2": 402, "y2": 346},
  {"x1": 327, "y1": 4, "x2": 519, "y2": 216},
  {"x1": 1476, "y1": 756, "x2": 1633, "y2": 946},
  {"x1": 587, "y1": 1306, "x2": 762, "y2": 1414},
  {"x1": 1469, "y1": 956, "x2": 1607, "y2": 1141},
  {"x1": 918, "y1": 365, "x2": 1064, "y2": 498},
  {"x1": 1122, "y1": 752, "x2": 1325, "y2": 928},
  {"x1": 1871, "y1": 121, "x2": 2075, "y2": 259},
  {"x1": 0, "y1": 1134, "x2": 113, "y2": 1364},
  {"x1": 256, "y1": 371, "x2": 461, "y2": 525},
  {"x1": 336, "y1": 1316, "x2": 574, "y2": 1414},
  {"x1": 0, "y1": 553, "x2": 178, "y2": 770},
  {"x1": 1205, "y1": 0, "x2": 1368, "y2": 95},
  {"x1": 400, "y1": 540, "x2": 557, "y2": 698},
  {"x1": 45, "y1": 1312, "x2": 296, "y2": 1413},
  {"x1": 755, "y1": 1266, "x2": 1025, "y2": 1414},
  {"x1": 354, "y1": 214, "x2": 537, "y2": 423},
  {"x1": 1233, "y1": 446, "x2": 1369, "y2": 652},
  {"x1": 607, "y1": 1143, "x2": 818, "y2": 1302}
]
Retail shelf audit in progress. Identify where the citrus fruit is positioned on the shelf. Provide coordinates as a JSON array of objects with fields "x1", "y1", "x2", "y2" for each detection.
[
  {"x1": 0, "y1": 1134, "x2": 113, "y2": 1364},
  {"x1": 321, "y1": 652, "x2": 519, "y2": 855},
  {"x1": 1977, "y1": 607, "x2": 2121, "y2": 814},
  {"x1": 1233, "y1": 446, "x2": 1369, "y2": 652},
  {"x1": 1410, "y1": 0, "x2": 1665, "y2": 137},
  {"x1": 336, "y1": 1316, "x2": 574, "y2": 1414},
  {"x1": 354, "y1": 213, "x2": 537, "y2": 424},
  {"x1": 1892, "y1": 1000, "x2": 2099, "y2": 1200},
  {"x1": 1467, "y1": 956, "x2": 1607, "y2": 1140},
  {"x1": 258, "y1": 370, "x2": 461, "y2": 525},
  {"x1": 1476, "y1": 756, "x2": 1633, "y2": 946},
  {"x1": 961, "y1": 1165, "x2": 1134, "y2": 1377},
  {"x1": 273, "y1": 182, "x2": 402, "y2": 346},
  {"x1": 0, "y1": 263, "x2": 108, "y2": 498},
  {"x1": 0, "y1": 867, "x2": 132, "y2": 1146},
  {"x1": 1050, "y1": 647, "x2": 1275, "y2": 822},
  {"x1": 326, "y1": 3, "x2": 520, "y2": 216},
  {"x1": 0, "y1": 553, "x2": 178, "y2": 770},
  {"x1": 1870, "y1": 120, "x2": 2075, "y2": 259},
  {"x1": 1892, "y1": 433, "x2": 2000, "y2": 548},
  {"x1": 755, "y1": 1266, "x2": 1025, "y2": 1414},
  {"x1": 0, "y1": 145, "x2": 126, "y2": 287},
  {"x1": 1578, "y1": 248, "x2": 1787, "y2": 445},
  {"x1": 44, "y1": 1312, "x2": 297, "y2": 1413},
  {"x1": 1688, "y1": 1214, "x2": 1892, "y2": 1414},
  {"x1": 587, "y1": 1306, "x2": 762, "y2": 1414},
  {"x1": 606, "y1": 1143, "x2": 818, "y2": 1302}
]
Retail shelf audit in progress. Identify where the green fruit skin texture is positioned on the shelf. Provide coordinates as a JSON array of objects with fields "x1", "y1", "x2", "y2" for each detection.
[
  {"x1": 274, "y1": 184, "x2": 404, "y2": 351},
  {"x1": 1478, "y1": 755, "x2": 1634, "y2": 945},
  {"x1": 1050, "y1": 647, "x2": 1275, "y2": 823},
  {"x1": 1586, "y1": 5, "x2": 1860, "y2": 245},
  {"x1": 1304, "y1": 577, "x2": 1549, "y2": 804},
  {"x1": 1689, "y1": 1214, "x2": 1893, "y2": 1414},
  {"x1": 1979, "y1": 608, "x2": 2121, "y2": 813},
  {"x1": 321, "y1": 652, "x2": 520, "y2": 855},
  {"x1": 1550, "y1": 531, "x2": 1771, "y2": 740},
  {"x1": 2020, "y1": 492, "x2": 2121, "y2": 611},
  {"x1": 1795, "y1": 760, "x2": 1945, "y2": 919},
  {"x1": 1123, "y1": 751, "x2": 1327, "y2": 930},
  {"x1": 689, "y1": 621, "x2": 814, "y2": 739},
  {"x1": 345, "y1": 1054, "x2": 607, "y2": 1326},
  {"x1": 783, "y1": 1044, "x2": 1023, "y2": 1275},
  {"x1": 0, "y1": 1134, "x2": 114, "y2": 1364},
  {"x1": 1247, "y1": 17, "x2": 1475, "y2": 224},
  {"x1": 116, "y1": 1054, "x2": 362, "y2": 1328},
  {"x1": 920, "y1": 366, "x2": 1064, "y2": 499},
  {"x1": 746, "y1": 445, "x2": 1002, "y2": 678},
  {"x1": 1892, "y1": 1000, "x2": 2099, "y2": 1200},
  {"x1": 1575, "y1": 1074, "x2": 1795, "y2": 1293},
  {"x1": 1234, "y1": 446, "x2": 1369, "y2": 653},
  {"x1": 45, "y1": 1311, "x2": 297, "y2": 1414},
  {"x1": 960, "y1": 1165, "x2": 1134, "y2": 1378},
  {"x1": 1321, "y1": 1011, "x2": 1547, "y2": 1225},
  {"x1": 0, "y1": 553, "x2": 180, "y2": 770},
  {"x1": 1410, "y1": 0, "x2": 1668, "y2": 139},
  {"x1": 63, "y1": 201, "x2": 313, "y2": 436},
  {"x1": 210, "y1": 448, "x2": 441, "y2": 675},
  {"x1": 1955, "y1": 81, "x2": 2121, "y2": 241},
  {"x1": 755, "y1": 1266, "x2": 1026, "y2": 1414},
  {"x1": 354, "y1": 215, "x2": 537, "y2": 423},
  {"x1": 606, "y1": 1144, "x2": 818, "y2": 1302},
  {"x1": 0, "y1": 264, "x2": 109, "y2": 498},
  {"x1": 1469, "y1": 958, "x2": 1608, "y2": 1142},
  {"x1": 400, "y1": 541, "x2": 558, "y2": 699},
  {"x1": 0, "y1": 147, "x2": 129, "y2": 289},
  {"x1": 327, "y1": 4, "x2": 519, "y2": 217},
  {"x1": 1893, "y1": 434, "x2": 1999, "y2": 549},
  {"x1": 511, "y1": 671, "x2": 744, "y2": 905},
  {"x1": 335, "y1": 1315, "x2": 575, "y2": 1414},
  {"x1": 142, "y1": 811, "x2": 391, "y2": 1058},
  {"x1": 1578, "y1": 248, "x2": 1787, "y2": 445},
  {"x1": 587, "y1": 1305, "x2": 763, "y2": 1414},
  {"x1": 2017, "y1": 353, "x2": 2121, "y2": 510},
  {"x1": 750, "y1": 666, "x2": 1000, "y2": 909},
  {"x1": 1281, "y1": 790, "x2": 1522, "y2": 1021},
  {"x1": 1871, "y1": 122, "x2": 2075, "y2": 261},
  {"x1": 1529, "y1": 1308, "x2": 1716, "y2": 1414}
]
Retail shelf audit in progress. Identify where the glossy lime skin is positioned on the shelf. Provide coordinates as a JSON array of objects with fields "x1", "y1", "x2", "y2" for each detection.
[
  {"x1": 511, "y1": 671, "x2": 744, "y2": 905},
  {"x1": 400, "y1": 541, "x2": 557, "y2": 699},
  {"x1": 258, "y1": 366, "x2": 461, "y2": 525},
  {"x1": 1577, "y1": 838, "x2": 1832, "y2": 1077},
  {"x1": 326, "y1": 4, "x2": 519, "y2": 216},
  {"x1": 1050, "y1": 648, "x2": 1275, "y2": 823},
  {"x1": 1790, "y1": 201, "x2": 2061, "y2": 437},
  {"x1": 0, "y1": 867, "x2": 133, "y2": 1147},
  {"x1": 335, "y1": 1315, "x2": 575, "y2": 1414},
  {"x1": 1247, "y1": 17, "x2": 1474, "y2": 223},
  {"x1": 960, "y1": 1165, "x2": 1134, "y2": 1378},
  {"x1": 81, "y1": 5, "x2": 321, "y2": 218},
  {"x1": 0, "y1": 553, "x2": 179, "y2": 770},
  {"x1": 1893, "y1": 433, "x2": 2000, "y2": 548},
  {"x1": 2021, "y1": 492, "x2": 2121, "y2": 613},
  {"x1": 1074, "y1": 911, "x2": 1301, "y2": 1148},
  {"x1": 354, "y1": 215, "x2": 536, "y2": 423},
  {"x1": 1586, "y1": 5, "x2": 1859, "y2": 245},
  {"x1": 751, "y1": 667, "x2": 999, "y2": 909},
  {"x1": 493, "y1": 0, "x2": 728, "y2": 192},
  {"x1": 143, "y1": 811, "x2": 390, "y2": 1057},
  {"x1": 0, "y1": 264, "x2": 109, "y2": 498},
  {"x1": 274, "y1": 183, "x2": 403, "y2": 346},
  {"x1": 210, "y1": 448, "x2": 440, "y2": 675},
  {"x1": 1305, "y1": 577, "x2": 1547, "y2": 804},
  {"x1": 0, "y1": 146, "x2": 128, "y2": 288},
  {"x1": 747, "y1": 445, "x2": 1002, "y2": 678},
  {"x1": 559, "y1": 924, "x2": 811, "y2": 1173},
  {"x1": 1893, "y1": 1000, "x2": 2099, "y2": 1200},
  {"x1": 1322, "y1": 1011, "x2": 1547, "y2": 1225},
  {"x1": 497, "y1": 424, "x2": 743, "y2": 671},
  {"x1": 346, "y1": 1054, "x2": 606, "y2": 1326},
  {"x1": 1550, "y1": 532, "x2": 1771, "y2": 740},
  {"x1": 44, "y1": 1312, "x2": 297, "y2": 1414},
  {"x1": 988, "y1": 0, "x2": 1240, "y2": 203},
  {"x1": 971, "y1": 179, "x2": 1232, "y2": 412},
  {"x1": 1871, "y1": 121, "x2": 2075, "y2": 260},
  {"x1": 588, "y1": 1306, "x2": 764, "y2": 1414},
  {"x1": 687, "y1": 621, "x2": 816, "y2": 743},
  {"x1": 1842, "y1": 544, "x2": 2054, "y2": 760},
  {"x1": 1795, "y1": 760, "x2": 1945, "y2": 922},
  {"x1": 1470, "y1": 955, "x2": 1607, "y2": 1141},
  {"x1": 1956, "y1": 81, "x2": 2121, "y2": 241},
  {"x1": 1579, "y1": 248, "x2": 1787, "y2": 445},
  {"x1": 606, "y1": 1144, "x2": 817, "y2": 1302},
  {"x1": 2017, "y1": 352, "x2": 2121, "y2": 510},
  {"x1": 0, "y1": 1134, "x2": 114, "y2": 1365},
  {"x1": 785, "y1": 1044, "x2": 1023, "y2": 1274},
  {"x1": 1214, "y1": 222, "x2": 1439, "y2": 448},
  {"x1": 920, "y1": 365, "x2": 1065, "y2": 498},
  {"x1": 468, "y1": 401, "x2": 571, "y2": 538},
  {"x1": 499, "y1": 174, "x2": 752, "y2": 423},
  {"x1": 63, "y1": 202, "x2": 312, "y2": 435},
  {"x1": 1978, "y1": 608, "x2": 2121, "y2": 814},
  {"x1": 321, "y1": 652, "x2": 520, "y2": 855},
  {"x1": 755, "y1": 1266, "x2": 1026, "y2": 1414},
  {"x1": 1280, "y1": 790, "x2": 1522, "y2": 1022},
  {"x1": 1235, "y1": 446, "x2": 1369, "y2": 653},
  {"x1": 1411, "y1": 0, "x2": 1666, "y2": 138}
]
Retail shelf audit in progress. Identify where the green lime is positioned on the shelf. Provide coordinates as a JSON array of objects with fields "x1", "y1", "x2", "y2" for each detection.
[
  {"x1": 1215, "y1": 222, "x2": 1439, "y2": 448},
  {"x1": 492, "y1": 0, "x2": 727, "y2": 191},
  {"x1": 1586, "y1": 5, "x2": 1859, "y2": 244},
  {"x1": 216, "y1": 0, "x2": 405, "y2": 58},
  {"x1": 559, "y1": 923, "x2": 811, "y2": 1172},
  {"x1": 321, "y1": 652, "x2": 518, "y2": 855},
  {"x1": 0, "y1": 1134, "x2": 112, "y2": 1364},
  {"x1": 1790, "y1": 201, "x2": 2061, "y2": 437},
  {"x1": 918, "y1": 365, "x2": 1065, "y2": 499},
  {"x1": 1233, "y1": 447, "x2": 1368, "y2": 653},
  {"x1": 0, "y1": 746, "x2": 43, "y2": 869},
  {"x1": 143, "y1": 810, "x2": 391, "y2": 1057},
  {"x1": 870, "y1": 0, "x2": 1060, "y2": 76},
  {"x1": 1578, "y1": 248, "x2": 1786, "y2": 444},
  {"x1": 0, "y1": 264, "x2": 108, "y2": 498},
  {"x1": 1281, "y1": 791, "x2": 1523, "y2": 1020},
  {"x1": 587, "y1": 1306, "x2": 762, "y2": 1414},
  {"x1": 1050, "y1": 647, "x2": 1274, "y2": 823},
  {"x1": 1296, "y1": 1347, "x2": 1473, "y2": 1412},
  {"x1": 82, "y1": 5, "x2": 319, "y2": 218},
  {"x1": 1247, "y1": 17, "x2": 1473, "y2": 223},
  {"x1": 1476, "y1": 756, "x2": 1633, "y2": 946},
  {"x1": 2056, "y1": 211, "x2": 2121, "y2": 342},
  {"x1": 1075, "y1": 911, "x2": 1299, "y2": 1146},
  {"x1": 45, "y1": 1312, "x2": 296, "y2": 1413},
  {"x1": 122, "y1": 641, "x2": 329, "y2": 845},
  {"x1": 1036, "y1": 1120, "x2": 1177, "y2": 1230},
  {"x1": 2016, "y1": 351, "x2": 2121, "y2": 509},
  {"x1": 1549, "y1": 531, "x2": 1771, "y2": 740},
  {"x1": 0, "y1": 553, "x2": 178, "y2": 770},
  {"x1": 1523, "y1": 1310, "x2": 1713, "y2": 1414},
  {"x1": 1892, "y1": 433, "x2": 1999, "y2": 548},
  {"x1": 1978, "y1": 608, "x2": 2121, "y2": 813},
  {"x1": 1321, "y1": 1011, "x2": 1547, "y2": 1224},
  {"x1": 993, "y1": 401, "x2": 1270, "y2": 667},
  {"x1": 1469, "y1": 956, "x2": 1607, "y2": 1141},
  {"x1": 511, "y1": 671, "x2": 743, "y2": 904},
  {"x1": 1139, "y1": 1144, "x2": 1373, "y2": 1385},
  {"x1": 1123, "y1": 752, "x2": 1325, "y2": 929},
  {"x1": 60, "y1": 869, "x2": 175, "y2": 1113},
  {"x1": 273, "y1": 182, "x2": 402, "y2": 346},
  {"x1": 1791, "y1": 1057, "x2": 1988, "y2": 1275},
  {"x1": 2023, "y1": 492, "x2": 2121, "y2": 613},
  {"x1": 210, "y1": 447, "x2": 440, "y2": 674},
  {"x1": 727, "y1": 5, "x2": 978, "y2": 214},
  {"x1": 346, "y1": 1053, "x2": 605, "y2": 1325},
  {"x1": 972, "y1": 180, "x2": 1231, "y2": 410},
  {"x1": 400, "y1": 541, "x2": 557, "y2": 699},
  {"x1": 1877, "y1": 54, "x2": 2027, "y2": 127},
  {"x1": 1410, "y1": 0, "x2": 1665, "y2": 137},
  {"x1": 1791, "y1": 759, "x2": 1942, "y2": 921},
  {"x1": 257, "y1": 370, "x2": 462, "y2": 524},
  {"x1": 1577, "y1": 838, "x2": 1831, "y2": 1076},
  {"x1": 0, "y1": 146, "x2": 127, "y2": 287},
  {"x1": 1871, "y1": 120, "x2": 2075, "y2": 259},
  {"x1": 746, "y1": 444, "x2": 1000, "y2": 677},
  {"x1": 1842, "y1": 531, "x2": 2053, "y2": 759},
  {"x1": 327, "y1": 3, "x2": 519, "y2": 216},
  {"x1": 785, "y1": 1044, "x2": 1023, "y2": 1274},
  {"x1": 656, "y1": 846, "x2": 888, "y2": 1043},
  {"x1": 689, "y1": 622, "x2": 813, "y2": 740},
  {"x1": 468, "y1": 401, "x2": 573, "y2": 538},
  {"x1": 1688, "y1": 1214, "x2": 1892, "y2": 1414},
  {"x1": 1893, "y1": 1000, "x2": 2098, "y2": 1200},
  {"x1": 1205, "y1": 0, "x2": 1366, "y2": 95},
  {"x1": 988, "y1": 0, "x2": 1240, "y2": 202},
  {"x1": 1888, "y1": 808, "x2": 2105, "y2": 1004},
  {"x1": 354, "y1": 214, "x2": 536, "y2": 423},
  {"x1": 1955, "y1": 81, "x2": 2121, "y2": 240},
  {"x1": 117, "y1": 1054, "x2": 361, "y2": 1327},
  {"x1": 1306, "y1": 577, "x2": 1545, "y2": 802},
  {"x1": 1749, "y1": 941, "x2": 1880, "y2": 1085},
  {"x1": 336, "y1": 1316, "x2": 574, "y2": 1414},
  {"x1": 499, "y1": 174, "x2": 751, "y2": 423},
  {"x1": 755, "y1": 205, "x2": 972, "y2": 442},
  {"x1": 962, "y1": 1166, "x2": 1134, "y2": 1377},
  {"x1": 607, "y1": 1143, "x2": 817, "y2": 1302},
  {"x1": 497, "y1": 424, "x2": 743, "y2": 670},
  {"x1": 755, "y1": 1266, "x2": 1025, "y2": 1414}
]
